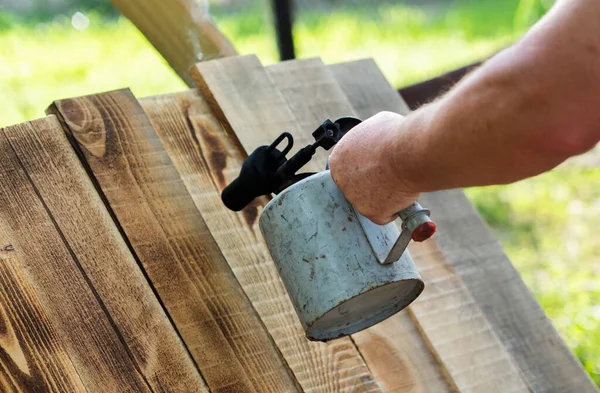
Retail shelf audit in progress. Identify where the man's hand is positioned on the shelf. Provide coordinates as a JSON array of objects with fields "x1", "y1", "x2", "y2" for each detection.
[{"x1": 329, "y1": 112, "x2": 420, "y2": 225}]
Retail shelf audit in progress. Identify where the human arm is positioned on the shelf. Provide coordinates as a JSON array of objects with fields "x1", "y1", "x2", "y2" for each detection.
[{"x1": 330, "y1": 0, "x2": 600, "y2": 224}]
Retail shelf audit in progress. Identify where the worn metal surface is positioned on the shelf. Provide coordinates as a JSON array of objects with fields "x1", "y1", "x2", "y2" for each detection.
[
  {"x1": 259, "y1": 171, "x2": 424, "y2": 341},
  {"x1": 355, "y1": 211, "x2": 402, "y2": 264},
  {"x1": 378, "y1": 202, "x2": 434, "y2": 265}
]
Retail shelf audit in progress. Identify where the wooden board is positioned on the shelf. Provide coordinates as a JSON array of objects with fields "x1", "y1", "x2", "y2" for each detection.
[
  {"x1": 0, "y1": 116, "x2": 206, "y2": 392},
  {"x1": 190, "y1": 55, "x2": 306, "y2": 158},
  {"x1": 193, "y1": 53, "x2": 520, "y2": 392},
  {"x1": 0, "y1": 238, "x2": 86, "y2": 393},
  {"x1": 48, "y1": 90, "x2": 300, "y2": 393},
  {"x1": 140, "y1": 89, "x2": 382, "y2": 393},
  {"x1": 267, "y1": 57, "x2": 529, "y2": 393},
  {"x1": 330, "y1": 58, "x2": 599, "y2": 393},
  {"x1": 349, "y1": 315, "x2": 453, "y2": 393},
  {"x1": 110, "y1": 0, "x2": 236, "y2": 86},
  {"x1": 329, "y1": 59, "x2": 411, "y2": 116}
]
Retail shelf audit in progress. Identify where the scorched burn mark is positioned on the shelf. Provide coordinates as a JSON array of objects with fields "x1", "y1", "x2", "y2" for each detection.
[
  {"x1": 242, "y1": 201, "x2": 259, "y2": 228},
  {"x1": 193, "y1": 114, "x2": 228, "y2": 190}
]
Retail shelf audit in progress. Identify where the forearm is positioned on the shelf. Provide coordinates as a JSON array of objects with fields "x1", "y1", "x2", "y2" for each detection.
[
  {"x1": 394, "y1": 0, "x2": 600, "y2": 192},
  {"x1": 395, "y1": 46, "x2": 568, "y2": 191},
  {"x1": 330, "y1": 0, "x2": 600, "y2": 224}
]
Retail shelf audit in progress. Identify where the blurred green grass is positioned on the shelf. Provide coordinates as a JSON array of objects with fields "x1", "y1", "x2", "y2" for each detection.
[{"x1": 0, "y1": 0, "x2": 598, "y2": 385}]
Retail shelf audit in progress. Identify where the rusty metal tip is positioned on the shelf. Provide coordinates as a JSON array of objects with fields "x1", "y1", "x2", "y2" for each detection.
[{"x1": 412, "y1": 221, "x2": 436, "y2": 242}]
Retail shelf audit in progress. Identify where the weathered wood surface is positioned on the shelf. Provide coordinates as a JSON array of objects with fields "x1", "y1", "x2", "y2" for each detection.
[
  {"x1": 0, "y1": 116, "x2": 205, "y2": 392},
  {"x1": 350, "y1": 316, "x2": 453, "y2": 393},
  {"x1": 331, "y1": 58, "x2": 599, "y2": 393},
  {"x1": 48, "y1": 89, "x2": 300, "y2": 393},
  {"x1": 140, "y1": 89, "x2": 381, "y2": 393},
  {"x1": 0, "y1": 237, "x2": 86, "y2": 393},
  {"x1": 329, "y1": 59, "x2": 410, "y2": 116},
  {"x1": 110, "y1": 0, "x2": 236, "y2": 86},
  {"x1": 267, "y1": 57, "x2": 529, "y2": 393},
  {"x1": 191, "y1": 55, "x2": 306, "y2": 158}
]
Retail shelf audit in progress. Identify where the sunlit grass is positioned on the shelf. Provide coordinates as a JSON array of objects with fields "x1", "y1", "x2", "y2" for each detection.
[
  {"x1": 0, "y1": 18, "x2": 184, "y2": 127},
  {"x1": 1, "y1": 0, "x2": 598, "y2": 385}
]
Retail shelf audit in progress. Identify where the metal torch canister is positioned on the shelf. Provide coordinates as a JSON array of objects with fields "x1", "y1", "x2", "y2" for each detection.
[{"x1": 259, "y1": 170, "x2": 425, "y2": 341}]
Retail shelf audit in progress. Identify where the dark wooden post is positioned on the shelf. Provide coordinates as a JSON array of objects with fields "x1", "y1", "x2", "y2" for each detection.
[{"x1": 271, "y1": 0, "x2": 296, "y2": 61}]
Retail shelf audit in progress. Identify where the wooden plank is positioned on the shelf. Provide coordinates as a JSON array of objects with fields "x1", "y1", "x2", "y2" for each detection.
[
  {"x1": 349, "y1": 315, "x2": 452, "y2": 393},
  {"x1": 110, "y1": 0, "x2": 236, "y2": 86},
  {"x1": 0, "y1": 116, "x2": 206, "y2": 392},
  {"x1": 330, "y1": 58, "x2": 599, "y2": 393},
  {"x1": 329, "y1": 59, "x2": 410, "y2": 116},
  {"x1": 265, "y1": 58, "x2": 356, "y2": 170},
  {"x1": 48, "y1": 89, "x2": 300, "y2": 393},
  {"x1": 268, "y1": 58, "x2": 530, "y2": 393},
  {"x1": 142, "y1": 86, "x2": 381, "y2": 392},
  {"x1": 0, "y1": 238, "x2": 86, "y2": 393},
  {"x1": 190, "y1": 55, "x2": 305, "y2": 157},
  {"x1": 408, "y1": 242, "x2": 529, "y2": 393},
  {"x1": 416, "y1": 191, "x2": 599, "y2": 393}
]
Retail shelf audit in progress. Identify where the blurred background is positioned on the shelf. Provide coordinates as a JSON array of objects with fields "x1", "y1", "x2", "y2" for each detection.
[{"x1": 0, "y1": 0, "x2": 598, "y2": 385}]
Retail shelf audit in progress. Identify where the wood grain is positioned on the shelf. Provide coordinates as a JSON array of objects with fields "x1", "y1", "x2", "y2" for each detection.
[
  {"x1": 141, "y1": 87, "x2": 381, "y2": 393},
  {"x1": 0, "y1": 116, "x2": 206, "y2": 392},
  {"x1": 349, "y1": 316, "x2": 453, "y2": 393},
  {"x1": 331, "y1": 58, "x2": 599, "y2": 393},
  {"x1": 409, "y1": 242, "x2": 529, "y2": 393},
  {"x1": 48, "y1": 89, "x2": 299, "y2": 393},
  {"x1": 191, "y1": 55, "x2": 306, "y2": 157},
  {"x1": 0, "y1": 235, "x2": 85, "y2": 393},
  {"x1": 329, "y1": 59, "x2": 410, "y2": 115},
  {"x1": 110, "y1": 0, "x2": 236, "y2": 86}
]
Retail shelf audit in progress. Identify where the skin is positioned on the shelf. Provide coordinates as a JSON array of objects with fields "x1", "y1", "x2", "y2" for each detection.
[{"x1": 330, "y1": 0, "x2": 600, "y2": 225}]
